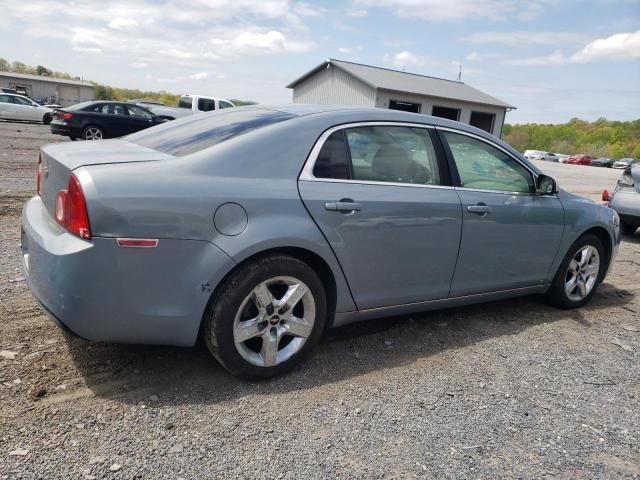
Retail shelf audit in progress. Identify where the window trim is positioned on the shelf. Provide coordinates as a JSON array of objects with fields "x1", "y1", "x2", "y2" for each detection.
[
  {"x1": 299, "y1": 121, "x2": 454, "y2": 190},
  {"x1": 435, "y1": 126, "x2": 554, "y2": 197}
]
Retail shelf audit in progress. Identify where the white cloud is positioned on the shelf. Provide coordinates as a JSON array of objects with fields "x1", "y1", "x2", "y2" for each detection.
[
  {"x1": 189, "y1": 72, "x2": 208, "y2": 80},
  {"x1": 293, "y1": 2, "x2": 327, "y2": 17},
  {"x1": 505, "y1": 31, "x2": 640, "y2": 66},
  {"x1": 70, "y1": 29, "x2": 104, "y2": 54},
  {"x1": 571, "y1": 30, "x2": 640, "y2": 63},
  {"x1": 129, "y1": 62, "x2": 148, "y2": 68},
  {"x1": 211, "y1": 29, "x2": 314, "y2": 54},
  {"x1": 338, "y1": 45, "x2": 364, "y2": 54},
  {"x1": 385, "y1": 50, "x2": 430, "y2": 68},
  {"x1": 108, "y1": 17, "x2": 137, "y2": 30},
  {"x1": 355, "y1": 0, "x2": 550, "y2": 22},
  {"x1": 464, "y1": 31, "x2": 589, "y2": 47}
]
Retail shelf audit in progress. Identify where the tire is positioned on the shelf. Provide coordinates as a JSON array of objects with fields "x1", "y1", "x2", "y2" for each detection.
[
  {"x1": 82, "y1": 125, "x2": 103, "y2": 140},
  {"x1": 547, "y1": 234, "x2": 605, "y2": 309},
  {"x1": 620, "y1": 222, "x2": 638, "y2": 236},
  {"x1": 43, "y1": 113, "x2": 52, "y2": 125},
  {"x1": 203, "y1": 254, "x2": 327, "y2": 379}
]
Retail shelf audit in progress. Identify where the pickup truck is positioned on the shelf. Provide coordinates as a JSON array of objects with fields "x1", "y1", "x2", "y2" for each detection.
[{"x1": 140, "y1": 94, "x2": 235, "y2": 120}]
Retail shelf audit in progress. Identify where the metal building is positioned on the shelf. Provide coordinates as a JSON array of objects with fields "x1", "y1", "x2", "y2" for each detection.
[
  {"x1": 287, "y1": 59, "x2": 515, "y2": 137},
  {"x1": 0, "y1": 72, "x2": 94, "y2": 106}
]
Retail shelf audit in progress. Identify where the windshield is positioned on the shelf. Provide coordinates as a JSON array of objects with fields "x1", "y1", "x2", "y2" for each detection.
[{"x1": 125, "y1": 108, "x2": 294, "y2": 157}]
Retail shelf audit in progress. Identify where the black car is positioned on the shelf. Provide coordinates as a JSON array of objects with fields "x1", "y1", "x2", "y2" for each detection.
[
  {"x1": 50, "y1": 101, "x2": 165, "y2": 140},
  {"x1": 591, "y1": 157, "x2": 614, "y2": 168}
]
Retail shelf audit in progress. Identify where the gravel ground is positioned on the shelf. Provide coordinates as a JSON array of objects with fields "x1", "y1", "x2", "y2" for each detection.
[{"x1": 1, "y1": 121, "x2": 639, "y2": 479}]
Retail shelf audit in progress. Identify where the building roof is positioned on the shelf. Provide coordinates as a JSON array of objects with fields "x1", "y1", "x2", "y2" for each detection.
[
  {"x1": 287, "y1": 59, "x2": 515, "y2": 109},
  {"x1": 0, "y1": 71, "x2": 94, "y2": 87}
]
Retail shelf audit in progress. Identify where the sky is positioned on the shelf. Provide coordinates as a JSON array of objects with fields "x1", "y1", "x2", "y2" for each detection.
[{"x1": 1, "y1": 0, "x2": 639, "y2": 124}]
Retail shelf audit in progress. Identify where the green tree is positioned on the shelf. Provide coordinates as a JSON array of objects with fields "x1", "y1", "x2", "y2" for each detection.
[
  {"x1": 36, "y1": 65, "x2": 52, "y2": 76},
  {"x1": 11, "y1": 61, "x2": 27, "y2": 73},
  {"x1": 632, "y1": 144, "x2": 640, "y2": 159},
  {"x1": 0, "y1": 58, "x2": 9, "y2": 72}
]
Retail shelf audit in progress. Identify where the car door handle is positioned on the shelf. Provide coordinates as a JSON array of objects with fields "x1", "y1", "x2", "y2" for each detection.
[
  {"x1": 325, "y1": 201, "x2": 362, "y2": 212},
  {"x1": 467, "y1": 204, "x2": 492, "y2": 215}
]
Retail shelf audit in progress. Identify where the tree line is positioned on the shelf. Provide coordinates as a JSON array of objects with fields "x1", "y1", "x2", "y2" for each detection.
[
  {"x1": 0, "y1": 58, "x2": 254, "y2": 107},
  {"x1": 503, "y1": 118, "x2": 640, "y2": 159}
]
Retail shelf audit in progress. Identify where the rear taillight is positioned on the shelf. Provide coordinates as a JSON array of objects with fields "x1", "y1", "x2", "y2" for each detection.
[
  {"x1": 54, "y1": 174, "x2": 91, "y2": 239},
  {"x1": 56, "y1": 111, "x2": 72, "y2": 121},
  {"x1": 602, "y1": 189, "x2": 610, "y2": 202},
  {"x1": 37, "y1": 153, "x2": 42, "y2": 196}
]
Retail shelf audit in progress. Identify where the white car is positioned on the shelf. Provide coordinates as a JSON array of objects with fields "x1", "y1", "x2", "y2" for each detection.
[
  {"x1": 523, "y1": 149, "x2": 547, "y2": 160},
  {"x1": 141, "y1": 94, "x2": 235, "y2": 120},
  {"x1": 0, "y1": 93, "x2": 54, "y2": 124}
]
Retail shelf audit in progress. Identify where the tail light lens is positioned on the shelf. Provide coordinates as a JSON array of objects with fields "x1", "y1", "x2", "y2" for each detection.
[
  {"x1": 602, "y1": 189, "x2": 610, "y2": 202},
  {"x1": 54, "y1": 174, "x2": 91, "y2": 239},
  {"x1": 37, "y1": 153, "x2": 42, "y2": 196},
  {"x1": 56, "y1": 111, "x2": 72, "y2": 121}
]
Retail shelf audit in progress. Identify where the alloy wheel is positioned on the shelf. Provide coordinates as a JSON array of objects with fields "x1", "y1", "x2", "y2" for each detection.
[
  {"x1": 564, "y1": 245, "x2": 600, "y2": 302},
  {"x1": 233, "y1": 276, "x2": 316, "y2": 368},
  {"x1": 84, "y1": 127, "x2": 103, "y2": 140}
]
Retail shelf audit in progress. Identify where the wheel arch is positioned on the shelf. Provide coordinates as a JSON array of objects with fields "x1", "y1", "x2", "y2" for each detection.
[
  {"x1": 198, "y1": 246, "x2": 340, "y2": 342},
  {"x1": 580, "y1": 225, "x2": 613, "y2": 274}
]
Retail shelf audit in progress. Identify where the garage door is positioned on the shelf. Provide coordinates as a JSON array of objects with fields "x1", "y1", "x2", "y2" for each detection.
[{"x1": 58, "y1": 85, "x2": 81, "y2": 106}]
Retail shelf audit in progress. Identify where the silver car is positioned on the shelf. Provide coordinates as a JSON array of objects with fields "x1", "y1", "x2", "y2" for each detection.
[
  {"x1": 21, "y1": 105, "x2": 621, "y2": 378},
  {"x1": 607, "y1": 166, "x2": 640, "y2": 235},
  {"x1": 0, "y1": 93, "x2": 54, "y2": 124}
]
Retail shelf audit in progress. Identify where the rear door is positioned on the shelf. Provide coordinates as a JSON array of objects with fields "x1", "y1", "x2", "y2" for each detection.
[
  {"x1": 299, "y1": 123, "x2": 462, "y2": 310},
  {"x1": 10, "y1": 95, "x2": 39, "y2": 121},
  {"x1": 439, "y1": 129, "x2": 564, "y2": 296}
]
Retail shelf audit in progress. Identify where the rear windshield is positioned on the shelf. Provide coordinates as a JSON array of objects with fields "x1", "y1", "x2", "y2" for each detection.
[
  {"x1": 125, "y1": 108, "x2": 294, "y2": 157},
  {"x1": 66, "y1": 101, "x2": 97, "y2": 111}
]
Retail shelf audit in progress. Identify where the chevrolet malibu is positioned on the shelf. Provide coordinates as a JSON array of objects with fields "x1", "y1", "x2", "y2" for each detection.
[{"x1": 21, "y1": 105, "x2": 621, "y2": 378}]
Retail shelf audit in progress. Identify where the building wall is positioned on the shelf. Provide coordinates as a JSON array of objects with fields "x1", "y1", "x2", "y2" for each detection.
[
  {"x1": 375, "y1": 89, "x2": 507, "y2": 137},
  {"x1": 292, "y1": 66, "x2": 376, "y2": 106},
  {"x1": 0, "y1": 75, "x2": 94, "y2": 106}
]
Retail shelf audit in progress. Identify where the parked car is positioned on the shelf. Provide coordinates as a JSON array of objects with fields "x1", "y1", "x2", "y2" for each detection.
[
  {"x1": 1, "y1": 87, "x2": 18, "y2": 94},
  {"x1": 557, "y1": 154, "x2": 570, "y2": 163},
  {"x1": 604, "y1": 166, "x2": 639, "y2": 235},
  {"x1": 0, "y1": 93, "x2": 53, "y2": 124},
  {"x1": 612, "y1": 158, "x2": 638, "y2": 169},
  {"x1": 591, "y1": 157, "x2": 615, "y2": 168},
  {"x1": 541, "y1": 152, "x2": 561, "y2": 162},
  {"x1": 566, "y1": 154, "x2": 593, "y2": 166},
  {"x1": 523, "y1": 150, "x2": 547, "y2": 160},
  {"x1": 49, "y1": 101, "x2": 166, "y2": 140},
  {"x1": 22, "y1": 105, "x2": 621, "y2": 378},
  {"x1": 145, "y1": 94, "x2": 235, "y2": 120}
]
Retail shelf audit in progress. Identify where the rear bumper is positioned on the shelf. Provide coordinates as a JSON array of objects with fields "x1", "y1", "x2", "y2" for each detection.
[
  {"x1": 21, "y1": 196, "x2": 236, "y2": 346},
  {"x1": 49, "y1": 121, "x2": 76, "y2": 137}
]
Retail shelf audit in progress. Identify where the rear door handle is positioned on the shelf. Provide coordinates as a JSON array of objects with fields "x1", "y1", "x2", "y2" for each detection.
[
  {"x1": 467, "y1": 204, "x2": 492, "y2": 215},
  {"x1": 325, "y1": 201, "x2": 362, "y2": 212}
]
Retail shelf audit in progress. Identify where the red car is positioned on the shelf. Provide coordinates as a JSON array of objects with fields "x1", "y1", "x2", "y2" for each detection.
[{"x1": 566, "y1": 154, "x2": 593, "y2": 165}]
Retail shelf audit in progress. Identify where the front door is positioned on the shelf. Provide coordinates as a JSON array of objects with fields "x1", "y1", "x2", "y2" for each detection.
[
  {"x1": 299, "y1": 124, "x2": 462, "y2": 310},
  {"x1": 439, "y1": 130, "x2": 564, "y2": 296}
]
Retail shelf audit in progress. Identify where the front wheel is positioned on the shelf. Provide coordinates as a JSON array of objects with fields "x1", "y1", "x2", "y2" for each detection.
[
  {"x1": 547, "y1": 234, "x2": 605, "y2": 309},
  {"x1": 43, "y1": 113, "x2": 52, "y2": 125},
  {"x1": 203, "y1": 255, "x2": 327, "y2": 379}
]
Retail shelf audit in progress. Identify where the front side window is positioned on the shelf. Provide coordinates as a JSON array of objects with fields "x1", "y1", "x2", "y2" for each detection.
[
  {"x1": 219, "y1": 101, "x2": 234, "y2": 109},
  {"x1": 442, "y1": 131, "x2": 533, "y2": 193},
  {"x1": 127, "y1": 105, "x2": 154, "y2": 119},
  {"x1": 11, "y1": 95, "x2": 33, "y2": 106},
  {"x1": 198, "y1": 98, "x2": 216, "y2": 111},
  {"x1": 178, "y1": 96, "x2": 192, "y2": 109}
]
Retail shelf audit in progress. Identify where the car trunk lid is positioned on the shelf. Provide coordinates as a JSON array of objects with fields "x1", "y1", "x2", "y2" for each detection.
[{"x1": 39, "y1": 139, "x2": 173, "y2": 218}]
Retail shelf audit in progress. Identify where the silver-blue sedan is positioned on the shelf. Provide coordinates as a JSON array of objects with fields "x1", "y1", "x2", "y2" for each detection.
[{"x1": 21, "y1": 105, "x2": 621, "y2": 378}]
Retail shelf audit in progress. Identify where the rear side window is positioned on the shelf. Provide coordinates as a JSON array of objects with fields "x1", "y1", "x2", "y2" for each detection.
[
  {"x1": 125, "y1": 108, "x2": 294, "y2": 157},
  {"x1": 313, "y1": 131, "x2": 350, "y2": 180},
  {"x1": 198, "y1": 98, "x2": 216, "y2": 111}
]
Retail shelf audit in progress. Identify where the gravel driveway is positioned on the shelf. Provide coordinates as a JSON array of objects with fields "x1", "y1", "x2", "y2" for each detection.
[{"x1": 1, "y1": 121, "x2": 639, "y2": 479}]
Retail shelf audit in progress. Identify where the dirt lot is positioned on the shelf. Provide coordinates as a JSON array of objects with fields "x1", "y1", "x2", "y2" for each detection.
[{"x1": 1, "y1": 121, "x2": 639, "y2": 479}]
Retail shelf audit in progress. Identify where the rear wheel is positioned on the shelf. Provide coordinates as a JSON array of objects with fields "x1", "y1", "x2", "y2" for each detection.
[
  {"x1": 620, "y1": 222, "x2": 638, "y2": 236},
  {"x1": 82, "y1": 125, "x2": 103, "y2": 140},
  {"x1": 547, "y1": 234, "x2": 605, "y2": 309},
  {"x1": 42, "y1": 113, "x2": 52, "y2": 125},
  {"x1": 203, "y1": 254, "x2": 326, "y2": 379}
]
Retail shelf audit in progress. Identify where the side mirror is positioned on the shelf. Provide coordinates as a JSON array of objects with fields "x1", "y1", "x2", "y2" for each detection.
[{"x1": 537, "y1": 174, "x2": 558, "y2": 195}]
